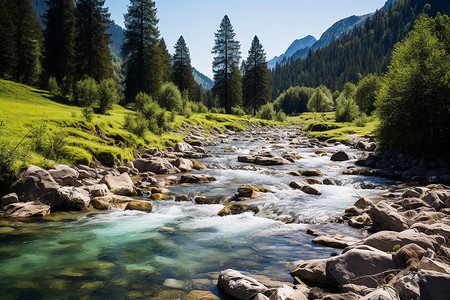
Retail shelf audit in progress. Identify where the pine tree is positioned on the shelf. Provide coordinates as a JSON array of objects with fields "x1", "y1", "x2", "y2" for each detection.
[
  {"x1": 242, "y1": 36, "x2": 271, "y2": 115},
  {"x1": 172, "y1": 36, "x2": 195, "y2": 101},
  {"x1": 0, "y1": 0, "x2": 42, "y2": 85},
  {"x1": 159, "y1": 38, "x2": 172, "y2": 82},
  {"x1": 44, "y1": 0, "x2": 77, "y2": 84},
  {"x1": 75, "y1": 0, "x2": 113, "y2": 81},
  {"x1": 122, "y1": 0, "x2": 162, "y2": 101},
  {"x1": 212, "y1": 15, "x2": 241, "y2": 114},
  {"x1": 229, "y1": 65, "x2": 243, "y2": 109}
]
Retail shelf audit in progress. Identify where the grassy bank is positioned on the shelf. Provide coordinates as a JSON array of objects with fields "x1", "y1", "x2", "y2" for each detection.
[
  {"x1": 288, "y1": 112, "x2": 378, "y2": 143},
  {"x1": 0, "y1": 79, "x2": 277, "y2": 176}
]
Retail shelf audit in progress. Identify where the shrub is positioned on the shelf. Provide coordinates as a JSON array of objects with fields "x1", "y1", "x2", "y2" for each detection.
[
  {"x1": 74, "y1": 77, "x2": 98, "y2": 107},
  {"x1": 31, "y1": 125, "x2": 68, "y2": 160},
  {"x1": 355, "y1": 74, "x2": 381, "y2": 115},
  {"x1": 335, "y1": 96, "x2": 360, "y2": 122},
  {"x1": 158, "y1": 82, "x2": 183, "y2": 112},
  {"x1": 307, "y1": 87, "x2": 334, "y2": 112},
  {"x1": 124, "y1": 113, "x2": 148, "y2": 136},
  {"x1": 273, "y1": 86, "x2": 314, "y2": 115},
  {"x1": 353, "y1": 113, "x2": 369, "y2": 127},
  {"x1": 231, "y1": 106, "x2": 246, "y2": 116},
  {"x1": 134, "y1": 92, "x2": 153, "y2": 112},
  {"x1": 257, "y1": 103, "x2": 276, "y2": 120},
  {"x1": 81, "y1": 106, "x2": 94, "y2": 122},
  {"x1": 48, "y1": 76, "x2": 60, "y2": 95},
  {"x1": 98, "y1": 79, "x2": 118, "y2": 114}
]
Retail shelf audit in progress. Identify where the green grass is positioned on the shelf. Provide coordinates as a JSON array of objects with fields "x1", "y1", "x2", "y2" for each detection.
[
  {"x1": 288, "y1": 112, "x2": 378, "y2": 142},
  {"x1": 0, "y1": 79, "x2": 280, "y2": 173}
]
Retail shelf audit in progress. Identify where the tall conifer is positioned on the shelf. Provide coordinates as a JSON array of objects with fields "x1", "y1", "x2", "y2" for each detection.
[
  {"x1": 122, "y1": 0, "x2": 162, "y2": 101},
  {"x1": 212, "y1": 15, "x2": 241, "y2": 114},
  {"x1": 172, "y1": 36, "x2": 195, "y2": 100},
  {"x1": 75, "y1": 0, "x2": 113, "y2": 81},
  {"x1": 159, "y1": 38, "x2": 172, "y2": 82},
  {"x1": 242, "y1": 36, "x2": 271, "y2": 115}
]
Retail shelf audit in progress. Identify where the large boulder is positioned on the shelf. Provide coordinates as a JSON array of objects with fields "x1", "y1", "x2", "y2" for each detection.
[
  {"x1": 175, "y1": 142, "x2": 195, "y2": 153},
  {"x1": 369, "y1": 201, "x2": 409, "y2": 231},
  {"x1": 170, "y1": 158, "x2": 194, "y2": 172},
  {"x1": 360, "y1": 287, "x2": 399, "y2": 300},
  {"x1": 301, "y1": 185, "x2": 322, "y2": 196},
  {"x1": 180, "y1": 174, "x2": 216, "y2": 184},
  {"x1": 100, "y1": 173, "x2": 135, "y2": 196},
  {"x1": 325, "y1": 246, "x2": 400, "y2": 288},
  {"x1": 268, "y1": 284, "x2": 307, "y2": 300},
  {"x1": 290, "y1": 259, "x2": 334, "y2": 286},
  {"x1": 90, "y1": 195, "x2": 134, "y2": 210},
  {"x1": 255, "y1": 157, "x2": 289, "y2": 166},
  {"x1": 360, "y1": 229, "x2": 442, "y2": 253},
  {"x1": 312, "y1": 234, "x2": 360, "y2": 249},
  {"x1": 48, "y1": 165, "x2": 79, "y2": 186},
  {"x1": 59, "y1": 186, "x2": 91, "y2": 210},
  {"x1": 392, "y1": 244, "x2": 426, "y2": 268},
  {"x1": 125, "y1": 201, "x2": 153, "y2": 212},
  {"x1": 217, "y1": 269, "x2": 269, "y2": 300},
  {"x1": 1, "y1": 202, "x2": 51, "y2": 218},
  {"x1": 411, "y1": 222, "x2": 450, "y2": 242},
  {"x1": 422, "y1": 191, "x2": 445, "y2": 210},
  {"x1": 1, "y1": 193, "x2": 19, "y2": 206},
  {"x1": 394, "y1": 270, "x2": 450, "y2": 300},
  {"x1": 133, "y1": 158, "x2": 180, "y2": 174},
  {"x1": 330, "y1": 151, "x2": 349, "y2": 161}
]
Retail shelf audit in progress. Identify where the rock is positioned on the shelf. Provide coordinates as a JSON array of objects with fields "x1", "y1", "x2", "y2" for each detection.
[
  {"x1": 90, "y1": 195, "x2": 134, "y2": 210},
  {"x1": 238, "y1": 155, "x2": 257, "y2": 163},
  {"x1": 238, "y1": 185, "x2": 261, "y2": 199},
  {"x1": 394, "y1": 270, "x2": 450, "y2": 300},
  {"x1": 290, "y1": 259, "x2": 334, "y2": 286},
  {"x1": 418, "y1": 257, "x2": 450, "y2": 275},
  {"x1": 163, "y1": 278, "x2": 191, "y2": 290},
  {"x1": 218, "y1": 204, "x2": 260, "y2": 216},
  {"x1": 186, "y1": 290, "x2": 220, "y2": 300},
  {"x1": 354, "y1": 198, "x2": 374, "y2": 209},
  {"x1": 343, "y1": 168, "x2": 376, "y2": 176},
  {"x1": 411, "y1": 222, "x2": 450, "y2": 241},
  {"x1": 47, "y1": 165, "x2": 79, "y2": 186},
  {"x1": 1, "y1": 193, "x2": 19, "y2": 206},
  {"x1": 325, "y1": 246, "x2": 400, "y2": 288},
  {"x1": 253, "y1": 293, "x2": 270, "y2": 300},
  {"x1": 100, "y1": 173, "x2": 135, "y2": 196},
  {"x1": 133, "y1": 158, "x2": 180, "y2": 174},
  {"x1": 1, "y1": 202, "x2": 51, "y2": 218},
  {"x1": 345, "y1": 206, "x2": 363, "y2": 216},
  {"x1": 322, "y1": 292, "x2": 361, "y2": 300},
  {"x1": 301, "y1": 185, "x2": 322, "y2": 196},
  {"x1": 304, "y1": 178, "x2": 322, "y2": 185},
  {"x1": 285, "y1": 290, "x2": 308, "y2": 300},
  {"x1": 255, "y1": 157, "x2": 289, "y2": 166},
  {"x1": 217, "y1": 269, "x2": 269, "y2": 300},
  {"x1": 85, "y1": 184, "x2": 110, "y2": 197},
  {"x1": 300, "y1": 170, "x2": 323, "y2": 177},
  {"x1": 361, "y1": 229, "x2": 442, "y2": 253},
  {"x1": 341, "y1": 284, "x2": 371, "y2": 295},
  {"x1": 307, "y1": 287, "x2": 323, "y2": 299},
  {"x1": 180, "y1": 174, "x2": 216, "y2": 184},
  {"x1": 269, "y1": 284, "x2": 308, "y2": 300},
  {"x1": 58, "y1": 186, "x2": 90, "y2": 210},
  {"x1": 195, "y1": 196, "x2": 221, "y2": 205},
  {"x1": 392, "y1": 244, "x2": 426, "y2": 268},
  {"x1": 395, "y1": 198, "x2": 430, "y2": 211},
  {"x1": 290, "y1": 181, "x2": 307, "y2": 189},
  {"x1": 323, "y1": 178, "x2": 341, "y2": 186},
  {"x1": 174, "y1": 142, "x2": 195, "y2": 153},
  {"x1": 171, "y1": 158, "x2": 194, "y2": 172},
  {"x1": 368, "y1": 202, "x2": 409, "y2": 231},
  {"x1": 312, "y1": 234, "x2": 360, "y2": 249},
  {"x1": 330, "y1": 151, "x2": 349, "y2": 161},
  {"x1": 360, "y1": 287, "x2": 399, "y2": 300},
  {"x1": 90, "y1": 198, "x2": 112, "y2": 210},
  {"x1": 356, "y1": 141, "x2": 376, "y2": 152},
  {"x1": 422, "y1": 191, "x2": 445, "y2": 211},
  {"x1": 125, "y1": 201, "x2": 153, "y2": 213},
  {"x1": 349, "y1": 214, "x2": 372, "y2": 229}
]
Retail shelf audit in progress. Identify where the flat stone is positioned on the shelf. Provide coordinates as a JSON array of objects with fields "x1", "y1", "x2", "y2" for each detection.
[
  {"x1": 125, "y1": 201, "x2": 153, "y2": 213},
  {"x1": 1, "y1": 202, "x2": 51, "y2": 218},
  {"x1": 312, "y1": 234, "x2": 360, "y2": 249}
]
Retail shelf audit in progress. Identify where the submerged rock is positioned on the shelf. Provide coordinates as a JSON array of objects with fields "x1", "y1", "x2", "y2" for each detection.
[
  {"x1": 180, "y1": 174, "x2": 216, "y2": 184},
  {"x1": 218, "y1": 269, "x2": 269, "y2": 300},
  {"x1": 312, "y1": 234, "x2": 360, "y2": 249},
  {"x1": 218, "y1": 204, "x2": 260, "y2": 216}
]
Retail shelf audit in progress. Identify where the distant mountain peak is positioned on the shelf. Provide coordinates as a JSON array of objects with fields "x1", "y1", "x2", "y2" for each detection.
[{"x1": 268, "y1": 35, "x2": 316, "y2": 69}]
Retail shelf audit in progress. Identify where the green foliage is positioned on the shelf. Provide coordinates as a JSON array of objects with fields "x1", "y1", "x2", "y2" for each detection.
[
  {"x1": 231, "y1": 106, "x2": 246, "y2": 117},
  {"x1": 74, "y1": 77, "x2": 98, "y2": 107},
  {"x1": 392, "y1": 244, "x2": 401, "y2": 252},
  {"x1": 307, "y1": 86, "x2": 334, "y2": 112},
  {"x1": 158, "y1": 82, "x2": 183, "y2": 112},
  {"x1": 212, "y1": 15, "x2": 241, "y2": 114},
  {"x1": 81, "y1": 106, "x2": 94, "y2": 122},
  {"x1": 273, "y1": 86, "x2": 314, "y2": 115},
  {"x1": 256, "y1": 103, "x2": 276, "y2": 120},
  {"x1": 242, "y1": 35, "x2": 271, "y2": 115},
  {"x1": 275, "y1": 110, "x2": 287, "y2": 122},
  {"x1": 31, "y1": 124, "x2": 68, "y2": 161},
  {"x1": 335, "y1": 96, "x2": 360, "y2": 122},
  {"x1": 229, "y1": 65, "x2": 243, "y2": 109},
  {"x1": 355, "y1": 74, "x2": 381, "y2": 115},
  {"x1": 172, "y1": 35, "x2": 195, "y2": 100},
  {"x1": 376, "y1": 14, "x2": 450, "y2": 155},
  {"x1": 159, "y1": 38, "x2": 172, "y2": 82},
  {"x1": 124, "y1": 113, "x2": 147, "y2": 136},
  {"x1": 48, "y1": 76, "x2": 60, "y2": 95},
  {"x1": 98, "y1": 79, "x2": 118, "y2": 114},
  {"x1": 353, "y1": 113, "x2": 369, "y2": 127}
]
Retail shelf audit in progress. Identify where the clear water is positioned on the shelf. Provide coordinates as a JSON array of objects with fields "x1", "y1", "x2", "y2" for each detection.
[{"x1": 0, "y1": 128, "x2": 392, "y2": 299}]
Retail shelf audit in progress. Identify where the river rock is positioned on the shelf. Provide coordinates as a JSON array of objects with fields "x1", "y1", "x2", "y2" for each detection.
[
  {"x1": 90, "y1": 195, "x2": 134, "y2": 210},
  {"x1": 125, "y1": 201, "x2": 153, "y2": 212},
  {"x1": 255, "y1": 157, "x2": 289, "y2": 166},
  {"x1": 217, "y1": 269, "x2": 269, "y2": 300},
  {"x1": 58, "y1": 186, "x2": 91, "y2": 209},
  {"x1": 360, "y1": 287, "x2": 399, "y2": 300},
  {"x1": 330, "y1": 151, "x2": 349, "y2": 161},
  {"x1": 356, "y1": 141, "x2": 376, "y2": 152},
  {"x1": 1, "y1": 202, "x2": 51, "y2": 218},
  {"x1": 325, "y1": 246, "x2": 400, "y2": 288},
  {"x1": 290, "y1": 259, "x2": 333, "y2": 286},
  {"x1": 48, "y1": 165, "x2": 79, "y2": 186},
  {"x1": 85, "y1": 184, "x2": 110, "y2": 197},
  {"x1": 237, "y1": 185, "x2": 261, "y2": 199},
  {"x1": 422, "y1": 191, "x2": 445, "y2": 210},
  {"x1": 411, "y1": 222, "x2": 450, "y2": 241},
  {"x1": 392, "y1": 244, "x2": 426, "y2": 268},
  {"x1": 186, "y1": 290, "x2": 220, "y2": 300},
  {"x1": 218, "y1": 204, "x2": 259, "y2": 216},
  {"x1": 300, "y1": 170, "x2": 323, "y2": 177},
  {"x1": 322, "y1": 292, "x2": 361, "y2": 300},
  {"x1": 354, "y1": 198, "x2": 373, "y2": 209},
  {"x1": 368, "y1": 201, "x2": 409, "y2": 231},
  {"x1": 343, "y1": 168, "x2": 376, "y2": 176},
  {"x1": 238, "y1": 155, "x2": 257, "y2": 163},
  {"x1": 180, "y1": 174, "x2": 216, "y2": 184},
  {"x1": 133, "y1": 158, "x2": 181, "y2": 174},
  {"x1": 269, "y1": 284, "x2": 307, "y2": 300},
  {"x1": 171, "y1": 158, "x2": 194, "y2": 172},
  {"x1": 360, "y1": 229, "x2": 442, "y2": 253},
  {"x1": 301, "y1": 185, "x2": 322, "y2": 196},
  {"x1": 312, "y1": 234, "x2": 360, "y2": 249},
  {"x1": 1, "y1": 193, "x2": 19, "y2": 206},
  {"x1": 175, "y1": 142, "x2": 195, "y2": 153},
  {"x1": 349, "y1": 214, "x2": 372, "y2": 228},
  {"x1": 395, "y1": 198, "x2": 431, "y2": 211},
  {"x1": 100, "y1": 173, "x2": 135, "y2": 196},
  {"x1": 394, "y1": 270, "x2": 450, "y2": 300}
]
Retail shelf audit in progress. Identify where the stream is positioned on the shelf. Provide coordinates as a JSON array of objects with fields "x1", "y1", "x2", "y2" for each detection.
[{"x1": 0, "y1": 127, "x2": 394, "y2": 299}]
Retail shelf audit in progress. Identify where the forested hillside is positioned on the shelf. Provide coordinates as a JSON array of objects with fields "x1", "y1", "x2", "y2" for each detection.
[{"x1": 270, "y1": 0, "x2": 450, "y2": 98}]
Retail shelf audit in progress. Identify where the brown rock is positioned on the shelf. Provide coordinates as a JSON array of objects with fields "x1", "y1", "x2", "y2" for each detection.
[
  {"x1": 180, "y1": 174, "x2": 216, "y2": 184},
  {"x1": 125, "y1": 201, "x2": 153, "y2": 213},
  {"x1": 300, "y1": 170, "x2": 323, "y2": 177},
  {"x1": 1, "y1": 193, "x2": 19, "y2": 206},
  {"x1": 1, "y1": 202, "x2": 51, "y2": 218},
  {"x1": 312, "y1": 234, "x2": 360, "y2": 249},
  {"x1": 218, "y1": 204, "x2": 259, "y2": 216}
]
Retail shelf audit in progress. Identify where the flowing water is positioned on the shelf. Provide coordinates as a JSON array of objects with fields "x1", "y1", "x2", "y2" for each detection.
[{"x1": 0, "y1": 128, "x2": 393, "y2": 299}]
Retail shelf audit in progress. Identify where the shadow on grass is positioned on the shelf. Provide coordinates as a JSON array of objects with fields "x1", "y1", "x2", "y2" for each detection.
[{"x1": 32, "y1": 90, "x2": 79, "y2": 107}]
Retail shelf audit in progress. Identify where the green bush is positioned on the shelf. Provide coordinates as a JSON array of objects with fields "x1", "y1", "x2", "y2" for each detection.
[
  {"x1": 335, "y1": 96, "x2": 360, "y2": 122},
  {"x1": 231, "y1": 106, "x2": 246, "y2": 116},
  {"x1": 275, "y1": 110, "x2": 287, "y2": 122},
  {"x1": 74, "y1": 77, "x2": 98, "y2": 107},
  {"x1": 307, "y1": 86, "x2": 334, "y2": 112},
  {"x1": 158, "y1": 82, "x2": 183, "y2": 112},
  {"x1": 81, "y1": 106, "x2": 94, "y2": 122},
  {"x1": 124, "y1": 113, "x2": 148, "y2": 136},
  {"x1": 134, "y1": 92, "x2": 153, "y2": 112},
  {"x1": 353, "y1": 113, "x2": 369, "y2": 127},
  {"x1": 273, "y1": 86, "x2": 314, "y2": 115},
  {"x1": 257, "y1": 103, "x2": 276, "y2": 120},
  {"x1": 376, "y1": 14, "x2": 450, "y2": 155},
  {"x1": 31, "y1": 125, "x2": 68, "y2": 161},
  {"x1": 355, "y1": 74, "x2": 381, "y2": 115},
  {"x1": 48, "y1": 76, "x2": 60, "y2": 95},
  {"x1": 98, "y1": 79, "x2": 118, "y2": 114}
]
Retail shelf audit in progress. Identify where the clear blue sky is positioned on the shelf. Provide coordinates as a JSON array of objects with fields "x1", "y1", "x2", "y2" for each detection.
[{"x1": 105, "y1": 0, "x2": 386, "y2": 78}]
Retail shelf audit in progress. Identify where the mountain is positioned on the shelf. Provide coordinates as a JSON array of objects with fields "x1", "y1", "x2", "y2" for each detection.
[
  {"x1": 267, "y1": 35, "x2": 316, "y2": 69},
  {"x1": 193, "y1": 68, "x2": 214, "y2": 91},
  {"x1": 270, "y1": 0, "x2": 450, "y2": 97}
]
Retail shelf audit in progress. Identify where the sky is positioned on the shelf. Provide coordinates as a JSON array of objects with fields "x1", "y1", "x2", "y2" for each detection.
[{"x1": 105, "y1": 0, "x2": 387, "y2": 78}]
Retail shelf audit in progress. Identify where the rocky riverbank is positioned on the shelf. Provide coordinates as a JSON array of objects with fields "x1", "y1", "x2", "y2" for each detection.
[{"x1": 1, "y1": 123, "x2": 449, "y2": 299}]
